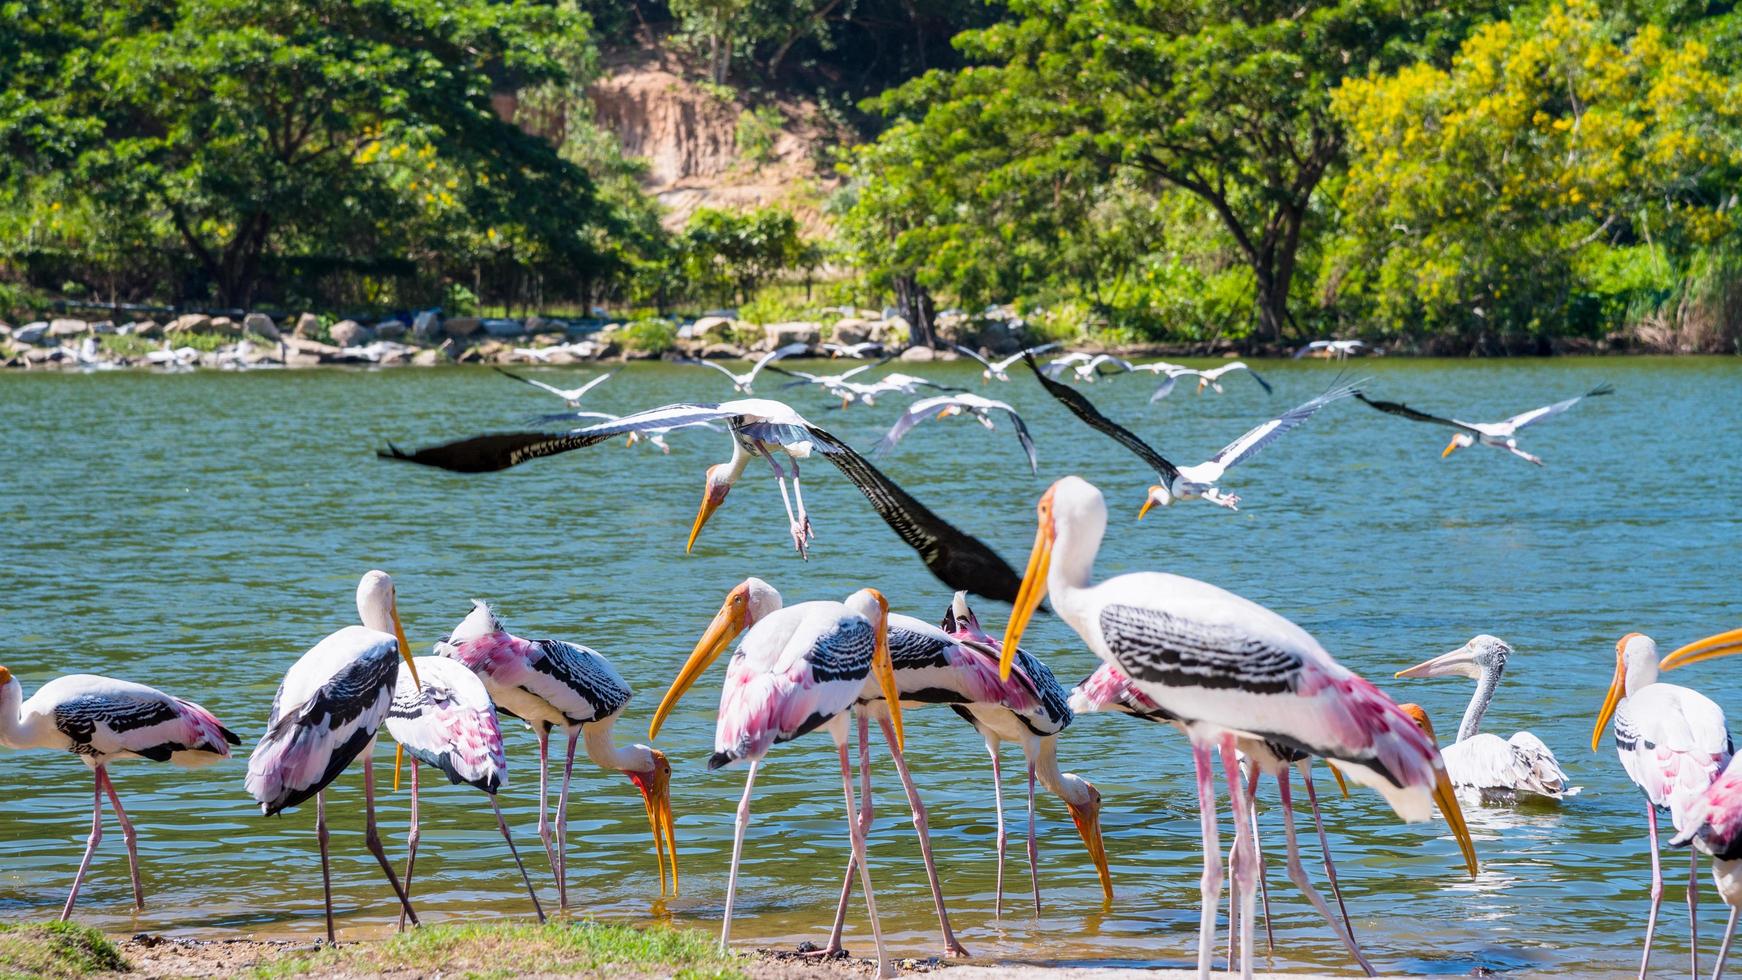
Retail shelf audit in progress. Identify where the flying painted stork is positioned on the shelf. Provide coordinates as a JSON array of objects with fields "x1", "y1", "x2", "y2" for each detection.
[
  {"x1": 680, "y1": 342, "x2": 808, "y2": 394},
  {"x1": 1071, "y1": 660, "x2": 1372, "y2": 976},
  {"x1": 378, "y1": 398, "x2": 1021, "y2": 602},
  {"x1": 1354, "y1": 383, "x2": 1612, "y2": 465},
  {"x1": 245, "y1": 569, "x2": 425, "y2": 942},
  {"x1": 437, "y1": 600, "x2": 677, "y2": 908},
  {"x1": 952, "y1": 341, "x2": 1061, "y2": 382},
  {"x1": 1592, "y1": 632, "x2": 1733, "y2": 980},
  {"x1": 385, "y1": 655, "x2": 545, "y2": 925},
  {"x1": 874, "y1": 393, "x2": 1038, "y2": 475},
  {"x1": 493, "y1": 367, "x2": 614, "y2": 407},
  {"x1": 1027, "y1": 354, "x2": 1354, "y2": 513},
  {"x1": 1396, "y1": 635, "x2": 1577, "y2": 803},
  {"x1": 647, "y1": 578, "x2": 904, "y2": 979},
  {"x1": 1001, "y1": 476, "x2": 1476, "y2": 980},
  {"x1": 0, "y1": 667, "x2": 238, "y2": 920}
]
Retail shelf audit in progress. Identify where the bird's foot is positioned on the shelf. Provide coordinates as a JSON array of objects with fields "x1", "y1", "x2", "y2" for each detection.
[
  {"x1": 798, "y1": 942, "x2": 848, "y2": 960},
  {"x1": 789, "y1": 521, "x2": 811, "y2": 559},
  {"x1": 945, "y1": 942, "x2": 971, "y2": 959}
]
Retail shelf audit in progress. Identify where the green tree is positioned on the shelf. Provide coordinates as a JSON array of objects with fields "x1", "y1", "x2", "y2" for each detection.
[{"x1": 679, "y1": 206, "x2": 804, "y2": 304}]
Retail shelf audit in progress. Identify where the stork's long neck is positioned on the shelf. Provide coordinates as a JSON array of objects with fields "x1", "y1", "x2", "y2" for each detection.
[
  {"x1": 0, "y1": 678, "x2": 50, "y2": 751},
  {"x1": 1031, "y1": 735, "x2": 1090, "y2": 806},
  {"x1": 723, "y1": 439, "x2": 753, "y2": 487},
  {"x1": 1457, "y1": 663, "x2": 1500, "y2": 743},
  {"x1": 1048, "y1": 515, "x2": 1102, "y2": 634},
  {"x1": 582, "y1": 717, "x2": 653, "y2": 774}
]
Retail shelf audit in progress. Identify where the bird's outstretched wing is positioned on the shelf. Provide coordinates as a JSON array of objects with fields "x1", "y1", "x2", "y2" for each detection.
[
  {"x1": 1026, "y1": 353, "x2": 1181, "y2": 484},
  {"x1": 952, "y1": 344, "x2": 994, "y2": 370},
  {"x1": 1203, "y1": 361, "x2": 1272, "y2": 394},
  {"x1": 805, "y1": 424, "x2": 1022, "y2": 603},
  {"x1": 872, "y1": 395, "x2": 953, "y2": 457},
  {"x1": 1502, "y1": 383, "x2": 1614, "y2": 430},
  {"x1": 1148, "y1": 374, "x2": 1181, "y2": 403},
  {"x1": 493, "y1": 367, "x2": 570, "y2": 399},
  {"x1": 1353, "y1": 393, "x2": 1482, "y2": 436},
  {"x1": 1001, "y1": 404, "x2": 1039, "y2": 475},
  {"x1": 525, "y1": 410, "x2": 619, "y2": 425},
  {"x1": 378, "y1": 403, "x2": 730, "y2": 473},
  {"x1": 1293, "y1": 341, "x2": 1329, "y2": 359},
  {"x1": 745, "y1": 342, "x2": 809, "y2": 383},
  {"x1": 991, "y1": 341, "x2": 1062, "y2": 372},
  {"x1": 1198, "y1": 381, "x2": 1359, "y2": 481},
  {"x1": 680, "y1": 357, "x2": 743, "y2": 382},
  {"x1": 573, "y1": 372, "x2": 615, "y2": 398}
]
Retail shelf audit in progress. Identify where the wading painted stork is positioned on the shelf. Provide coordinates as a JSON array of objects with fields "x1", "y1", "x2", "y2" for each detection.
[
  {"x1": 0, "y1": 668, "x2": 238, "y2": 921},
  {"x1": 493, "y1": 367, "x2": 614, "y2": 408},
  {"x1": 437, "y1": 600, "x2": 677, "y2": 908},
  {"x1": 245, "y1": 570, "x2": 425, "y2": 942},
  {"x1": 1396, "y1": 635, "x2": 1577, "y2": 803},
  {"x1": 647, "y1": 578, "x2": 904, "y2": 979},
  {"x1": 952, "y1": 341, "x2": 1061, "y2": 382},
  {"x1": 1592, "y1": 632, "x2": 1733, "y2": 980},
  {"x1": 874, "y1": 393, "x2": 1038, "y2": 475},
  {"x1": 1027, "y1": 354, "x2": 1354, "y2": 513},
  {"x1": 1354, "y1": 383, "x2": 1612, "y2": 465},
  {"x1": 1000, "y1": 476, "x2": 1476, "y2": 980},
  {"x1": 680, "y1": 342, "x2": 808, "y2": 394},
  {"x1": 385, "y1": 655, "x2": 545, "y2": 925},
  {"x1": 1071, "y1": 660, "x2": 1373, "y2": 976},
  {"x1": 378, "y1": 398, "x2": 1021, "y2": 602}
]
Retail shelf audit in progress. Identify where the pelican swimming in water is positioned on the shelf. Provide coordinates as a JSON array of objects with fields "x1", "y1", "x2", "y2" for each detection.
[
  {"x1": 1355, "y1": 384, "x2": 1613, "y2": 465},
  {"x1": 1396, "y1": 635, "x2": 1577, "y2": 803}
]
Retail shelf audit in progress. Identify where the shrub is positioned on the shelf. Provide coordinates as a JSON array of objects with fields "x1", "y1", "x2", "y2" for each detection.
[{"x1": 620, "y1": 318, "x2": 678, "y2": 353}]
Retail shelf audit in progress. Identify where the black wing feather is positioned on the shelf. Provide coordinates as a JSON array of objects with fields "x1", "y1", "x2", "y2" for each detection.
[
  {"x1": 378, "y1": 431, "x2": 617, "y2": 472},
  {"x1": 1024, "y1": 353, "x2": 1181, "y2": 483},
  {"x1": 1352, "y1": 392, "x2": 1478, "y2": 434}
]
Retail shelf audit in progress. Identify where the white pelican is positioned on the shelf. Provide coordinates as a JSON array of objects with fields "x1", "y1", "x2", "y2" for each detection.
[
  {"x1": 1354, "y1": 383, "x2": 1613, "y2": 465},
  {"x1": 385, "y1": 656, "x2": 545, "y2": 925},
  {"x1": 952, "y1": 341, "x2": 1062, "y2": 382},
  {"x1": 1295, "y1": 340, "x2": 1369, "y2": 360},
  {"x1": 1028, "y1": 354, "x2": 1354, "y2": 513},
  {"x1": 1592, "y1": 632, "x2": 1732, "y2": 980},
  {"x1": 1001, "y1": 476, "x2": 1476, "y2": 979},
  {"x1": 245, "y1": 570, "x2": 424, "y2": 942},
  {"x1": 680, "y1": 342, "x2": 808, "y2": 394},
  {"x1": 380, "y1": 398, "x2": 1022, "y2": 601},
  {"x1": 493, "y1": 367, "x2": 614, "y2": 407},
  {"x1": 438, "y1": 600, "x2": 677, "y2": 906},
  {"x1": 1395, "y1": 635, "x2": 1577, "y2": 802},
  {"x1": 873, "y1": 393, "x2": 1038, "y2": 474},
  {"x1": 0, "y1": 668, "x2": 238, "y2": 921},
  {"x1": 648, "y1": 579, "x2": 904, "y2": 978}
]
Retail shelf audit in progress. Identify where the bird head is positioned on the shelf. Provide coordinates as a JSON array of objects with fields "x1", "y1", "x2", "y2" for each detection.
[
  {"x1": 1063, "y1": 776, "x2": 1113, "y2": 903},
  {"x1": 935, "y1": 404, "x2": 965, "y2": 421},
  {"x1": 981, "y1": 368, "x2": 994, "y2": 383},
  {"x1": 686, "y1": 463, "x2": 736, "y2": 554},
  {"x1": 847, "y1": 588, "x2": 902, "y2": 751},
  {"x1": 1397, "y1": 634, "x2": 1511, "y2": 682},
  {"x1": 356, "y1": 570, "x2": 420, "y2": 688},
  {"x1": 1137, "y1": 484, "x2": 1174, "y2": 520},
  {"x1": 1593, "y1": 633, "x2": 1661, "y2": 751},
  {"x1": 0, "y1": 666, "x2": 12, "y2": 690},
  {"x1": 1397, "y1": 702, "x2": 1437, "y2": 742},
  {"x1": 1441, "y1": 432, "x2": 1475, "y2": 458},
  {"x1": 625, "y1": 748, "x2": 679, "y2": 895}
]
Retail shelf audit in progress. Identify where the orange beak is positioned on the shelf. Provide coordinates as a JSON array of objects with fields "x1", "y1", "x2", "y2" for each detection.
[
  {"x1": 1067, "y1": 796, "x2": 1113, "y2": 903},
  {"x1": 1001, "y1": 488, "x2": 1057, "y2": 680},
  {"x1": 650, "y1": 586, "x2": 747, "y2": 739},
  {"x1": 630, "y1": 752, "x2": 679, "y2": 895},
  {"x1": 867, "y1": 590, "x2": 903, "y2": 751},
  {"x1": 1441, "y1": 438, "x2": 1460, "y2": 458},
  {"x1": 686, "y1": 476, "x2": 730, "y2": 555},
  {"x1": 1592, "y1": 643, "x2": 1627, "y2": 752},
  {"x1": 1661, "y1": 627, "x2": 1742, "y2": 673}
]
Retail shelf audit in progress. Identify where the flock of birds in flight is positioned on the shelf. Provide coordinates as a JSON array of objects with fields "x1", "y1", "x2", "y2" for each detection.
[{"x1": 4, "y1": 338, "x2": 1738, "y2": 980}]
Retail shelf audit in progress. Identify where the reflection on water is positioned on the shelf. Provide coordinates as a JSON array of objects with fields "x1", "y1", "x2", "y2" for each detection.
[{"x1": 2, "y1": 357, "x2": 1739, "y2": 977}]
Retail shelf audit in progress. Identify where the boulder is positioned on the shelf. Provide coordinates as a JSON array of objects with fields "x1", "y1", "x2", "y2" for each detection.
[
  {"x1": 411, "y1": 348, "x2": 444, "y2": 367},
  {"x1": 764, "y1": 321, "x2": 821, "y2": 349},
  {"x1": 701, "y1": 342, "x2": 748, "y2": 359},
  {"x1": 830, "y1": 318, "x2": 873, "y2": 345},
  {"x1": 49, "y1": 317, "x2": 88, "y2": 337},
  {"x1": 24, "y1": 345, "x2": 65, "y2": 363},
  {"x1": 15, "y1": 322, "x2": 50, "y2": 345},
  {"x1": 480, "y1": 318, "x2": 525, "y2": 338},
  {"x1": 329, "y1": 319, "x2": 371, "y2": 346},
  {"x1": 284, "y1": 337, "x2": 343, "y2": 358},
  {"x1": 129, "y1": 320, "x2": 164, "y2": 338},
  {"x1": 166, "y1": 313, "x2": 211, "y2": 335},
  {"x1": 207, "y1": 316, "x2": 241, "y2": 337},
  {"x1": 870, "y1": 316, "x2": 910, "y2": 344},
  {"x1": 899, "y1": 345, "x2": 938, "y2": 362},
  {"x1": 89, "y1": 320, "x2": 116, "y2": 335},
  {"x1": 692, "y1": 315, "x2": 735, "y2": 338},
  {"x1": 373, "y1": 319, "x2": 407, "y2": 340},
  {"x1": 293, "y1": 312, "x2": 321, "y2": 338},
  {"x1": 444, "y1": 316, "x2": 481, "y2": 338},
  {"x1": 412, "y1": 310, "x2": 442, "y2": 341},
  {"x1": 243, "y1": 313, "x2": 280, "y2": 340},
  {"x1": 541, "y1": 348, "x2": 584, "y2": 364},
  {"x1": 525, "y1": 316, "x2": 566, "y2": 335}
]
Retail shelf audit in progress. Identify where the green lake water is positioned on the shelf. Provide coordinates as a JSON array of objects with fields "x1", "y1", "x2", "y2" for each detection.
[{"x1": 2, "y1": 355, "x2": 1739, "y2": 976}]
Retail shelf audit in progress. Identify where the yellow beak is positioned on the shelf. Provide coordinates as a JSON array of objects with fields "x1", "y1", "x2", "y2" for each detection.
[
  {"x1": 686, "y1": 486, "x2": 726, "y2": 555},
  {"x1": 1329, "y1": 765, "x2": 1350, "y2": 798},
  {"x1": 634, "y1": 754, "x2": 679, "y2": 896},
  {"x1": 1067, "y1": 798, "x2": 1114, "y2": 903},
  {"x1": 1591, "y1": 650, "x2": 1626, "y2": 752},
  {"x1": 1441, "y1": 438, "x2": 1460, "y2": 458},
  {"x1": 1001, "y1": 517, "x2": 1055, "y2": 681},
  {"x1": 391, "y1": 602, "x2": 420, "y2": 689},
  {"x1": 868, "y1": 591, "x2": 903, "y2": 752},
  {"x1": 1433, "y1": 766, "x2": 1479, "y2": 877},
  {"x1": 649, "y1": 594, "x2": 745, "y2": 740},
  {"x1": 1137, "y1": 496, "x2": 1156, "y2": 521},
  {"x1": 1661, "y1": 627, "x2": 1742, "y2": 672}
]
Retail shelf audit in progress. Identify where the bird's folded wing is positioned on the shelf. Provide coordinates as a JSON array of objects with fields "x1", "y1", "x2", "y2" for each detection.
[{"x1": 1026, "y1": 352, "x2": 1181, "y2": 483}]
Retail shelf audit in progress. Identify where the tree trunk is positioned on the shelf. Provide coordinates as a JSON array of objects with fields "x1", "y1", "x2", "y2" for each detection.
[{"x1": 893, "y1": 273, "x2": 938, "y2": 348}]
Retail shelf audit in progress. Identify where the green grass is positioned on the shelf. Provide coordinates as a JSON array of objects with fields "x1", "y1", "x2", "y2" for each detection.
[
  {"x1": 0, "y1": 922, "x2": 128, "y2": 979},
  {"x1": 98, "y1": 333, "x2": 157, "y2": 357},
  {"x1": 244, "y1": 921, "x2": 744, "y2": 980}
]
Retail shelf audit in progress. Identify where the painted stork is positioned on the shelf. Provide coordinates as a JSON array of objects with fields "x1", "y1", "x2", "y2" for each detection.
[
  {"x1": 1027, "y1": 354, "x2": 1354, "y2": 513},
  {"x1": 1354, "y1": 384, "x2": 1613, "y2": 465},
  {"x1": 493, "y1": 367, "x2": 614, "y2": 407},
  {"x1": 0, "y1": 667, "x2": 238, "y2": 920},
  {"x1": 1294, "y1": 340, "x2": 1368, "y2": 360},
  {"x1": 951, "y1": 341, "x2": 1061, "y2": 382},
  {"x1": 378, "y1": 398, "x2": 1021, "y2": 602},
  {"x1": 1000, "y1": 476, "x2": 1476, "y2": 980},
  {"x1": 385, "y1": 655, "x2": 545, "y2": 925},
  {"x1": 244, "y1": 569, "x2": 425, "y2": 942},
  {"x1": 771, "y1": 359, "x2": 889, "y2": 407},
  {"x1": 437, "y1": 600, "x2": 677, "y2": 908},
  {"x1": 1395, "y1": 635, "x2": 1577, "y2": 803},
  {"x1": 647, "y1": 578, "x2": 904, "y2": 979},
  {"x1": 873, "y1": 393, "x2": 1038, "y2": 475},
  {"x1": 1072, "y1": 660, "x2": 1373, "y2": 976},
  {"x1": 680, "y1": 342, "x2": 808, "y2": 394},
  {"x1": 1592, "y1": 632, "x2": 1733, "y2": 980},
  {"x1": 821, "y1": 341, "x2": 885, "y2": 359}
]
